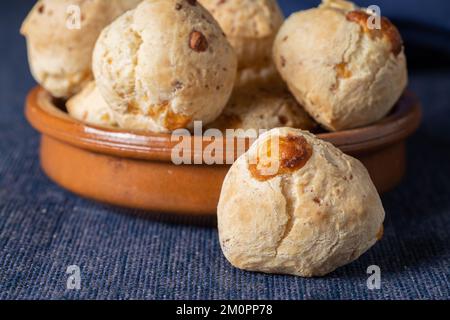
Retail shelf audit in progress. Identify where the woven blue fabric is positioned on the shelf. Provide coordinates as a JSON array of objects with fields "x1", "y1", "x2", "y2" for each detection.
[{"x1": 0, "y1": 1, "x2": 449, "y2": 300}]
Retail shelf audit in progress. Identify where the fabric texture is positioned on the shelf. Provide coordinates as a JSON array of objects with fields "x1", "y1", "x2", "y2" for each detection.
[{"x1": 0, "y1": 0, "x2": 449, "y2": 300}]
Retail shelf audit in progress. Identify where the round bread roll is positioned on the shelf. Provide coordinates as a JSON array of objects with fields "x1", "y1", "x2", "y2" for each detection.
[
  {"x1": 21, "y1": 0, "x2": 142, "y2": 98},
  {"x1": 273, "y1": 0, "x2": 408, "y2": 131},
  {"x1": 93, "y1": 0, "x2": 237, "y2": 133},
  {"x1": 207, "y1": 86, "x2": 317, "y2": 135},
  {"x1": 66, "y1": 81, "x2": 116, "y2": 127},
  {"x1": 199, "y1": 0, "x2": 284, "y2": 70},
  {"x1": 218, "y1": 128, "x2": 385, "y2": 277}
]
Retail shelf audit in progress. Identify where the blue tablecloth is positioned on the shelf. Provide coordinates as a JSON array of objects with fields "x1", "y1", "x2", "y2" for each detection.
[{"x1": 0, "y1": 0, "x2": 449, "y2": 300}]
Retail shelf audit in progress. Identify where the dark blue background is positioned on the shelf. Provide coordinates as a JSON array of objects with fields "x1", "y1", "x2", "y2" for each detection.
[{"x1": 0, "y1": 1, "x2": 449, "y2": 300}]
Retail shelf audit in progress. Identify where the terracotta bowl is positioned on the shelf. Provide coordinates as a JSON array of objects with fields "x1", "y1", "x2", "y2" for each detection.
[{"x1": 25, "y1": 87, "x2": 422, "y2": 215}]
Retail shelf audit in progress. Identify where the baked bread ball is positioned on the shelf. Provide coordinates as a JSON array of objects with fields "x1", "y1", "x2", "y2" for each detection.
[
  {"x1": 273, "y1": 0, "x2": 408, "y2": 131},
  {"x1": 199, "y1": 0, "x2": 284, "y2": 70},
  {"x1": 234, "y1": 64, "x2": 284, "y2": 90},
  {"x1": 93, "y1": 0, "x2": 237, "y2": 133},
  {"x1": 218, "y1": 128, "x2": 385, "y2": 277},
  {"x1": 21, "y1": 0, "x2": 142, "y2": 98},
  {"x1": 207, "y1": 86, "x2": 317, "y2": 135},
  {"x1": 66, "y1": 81, "x2": 116, "y2": 127}
]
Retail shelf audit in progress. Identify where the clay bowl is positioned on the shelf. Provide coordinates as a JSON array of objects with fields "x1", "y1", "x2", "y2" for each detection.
[{"x1": 25, "y1": 87, "x2": 422, "y2": 215}]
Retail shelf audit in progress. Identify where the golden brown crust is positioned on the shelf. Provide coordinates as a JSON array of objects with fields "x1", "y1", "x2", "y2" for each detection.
[
  {"x1": 218, "y1": 128, "x2": 386, "y2": 277},
  {"x1": 249, "y1": 135, "x2": 313, "y2": 181},
  {"x1": 66, "y1": 81, "x2": 117, "y2": 127},
  {"x1": 206, "y1": 85, "x2": 317, "y2": 134},
  {"x1": 199, "y1": 0, "x2": 284, "y2": 69},
  {"x1": 273, "y1": 1, "x2": 408, "y2": 131},
  {"x1": 93, "y1": 0, "x2": 237, "y2": 133},
  {"x1": 346, "y1": 10, "x2": 403, "y2": 56},
  {"x1": 21, "y1": 0, "x2": 142, "y2": 98}
]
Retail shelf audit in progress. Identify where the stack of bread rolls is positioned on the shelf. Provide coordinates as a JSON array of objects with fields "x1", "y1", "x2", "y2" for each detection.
[
  {"x1": 22, "y1": 0, "x2": 407, "y2": 133},
  {"x1": 21, "y1": 0, "x2": 142, "y2": 99},
  {"x1": 23, "y1": 0, "x2": 406, "y2": 277}
]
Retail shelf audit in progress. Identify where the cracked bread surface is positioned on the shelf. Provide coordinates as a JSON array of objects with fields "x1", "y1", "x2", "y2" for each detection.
[
  {"x1": 273, "y1": 0, "x2": 408, "y2": 131},
  {"x1": 217, "y1": 128, "x2": 385, "y2": 277},
  {"x1": 93, "y1": 0, "x2": 237, "y2": 133},
  {"x1": 199, "y1": 0, "x2": 284, "y2": 70},
  {"x1": 21, "y1": 0, "x2": 142, "y2": 98}
]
